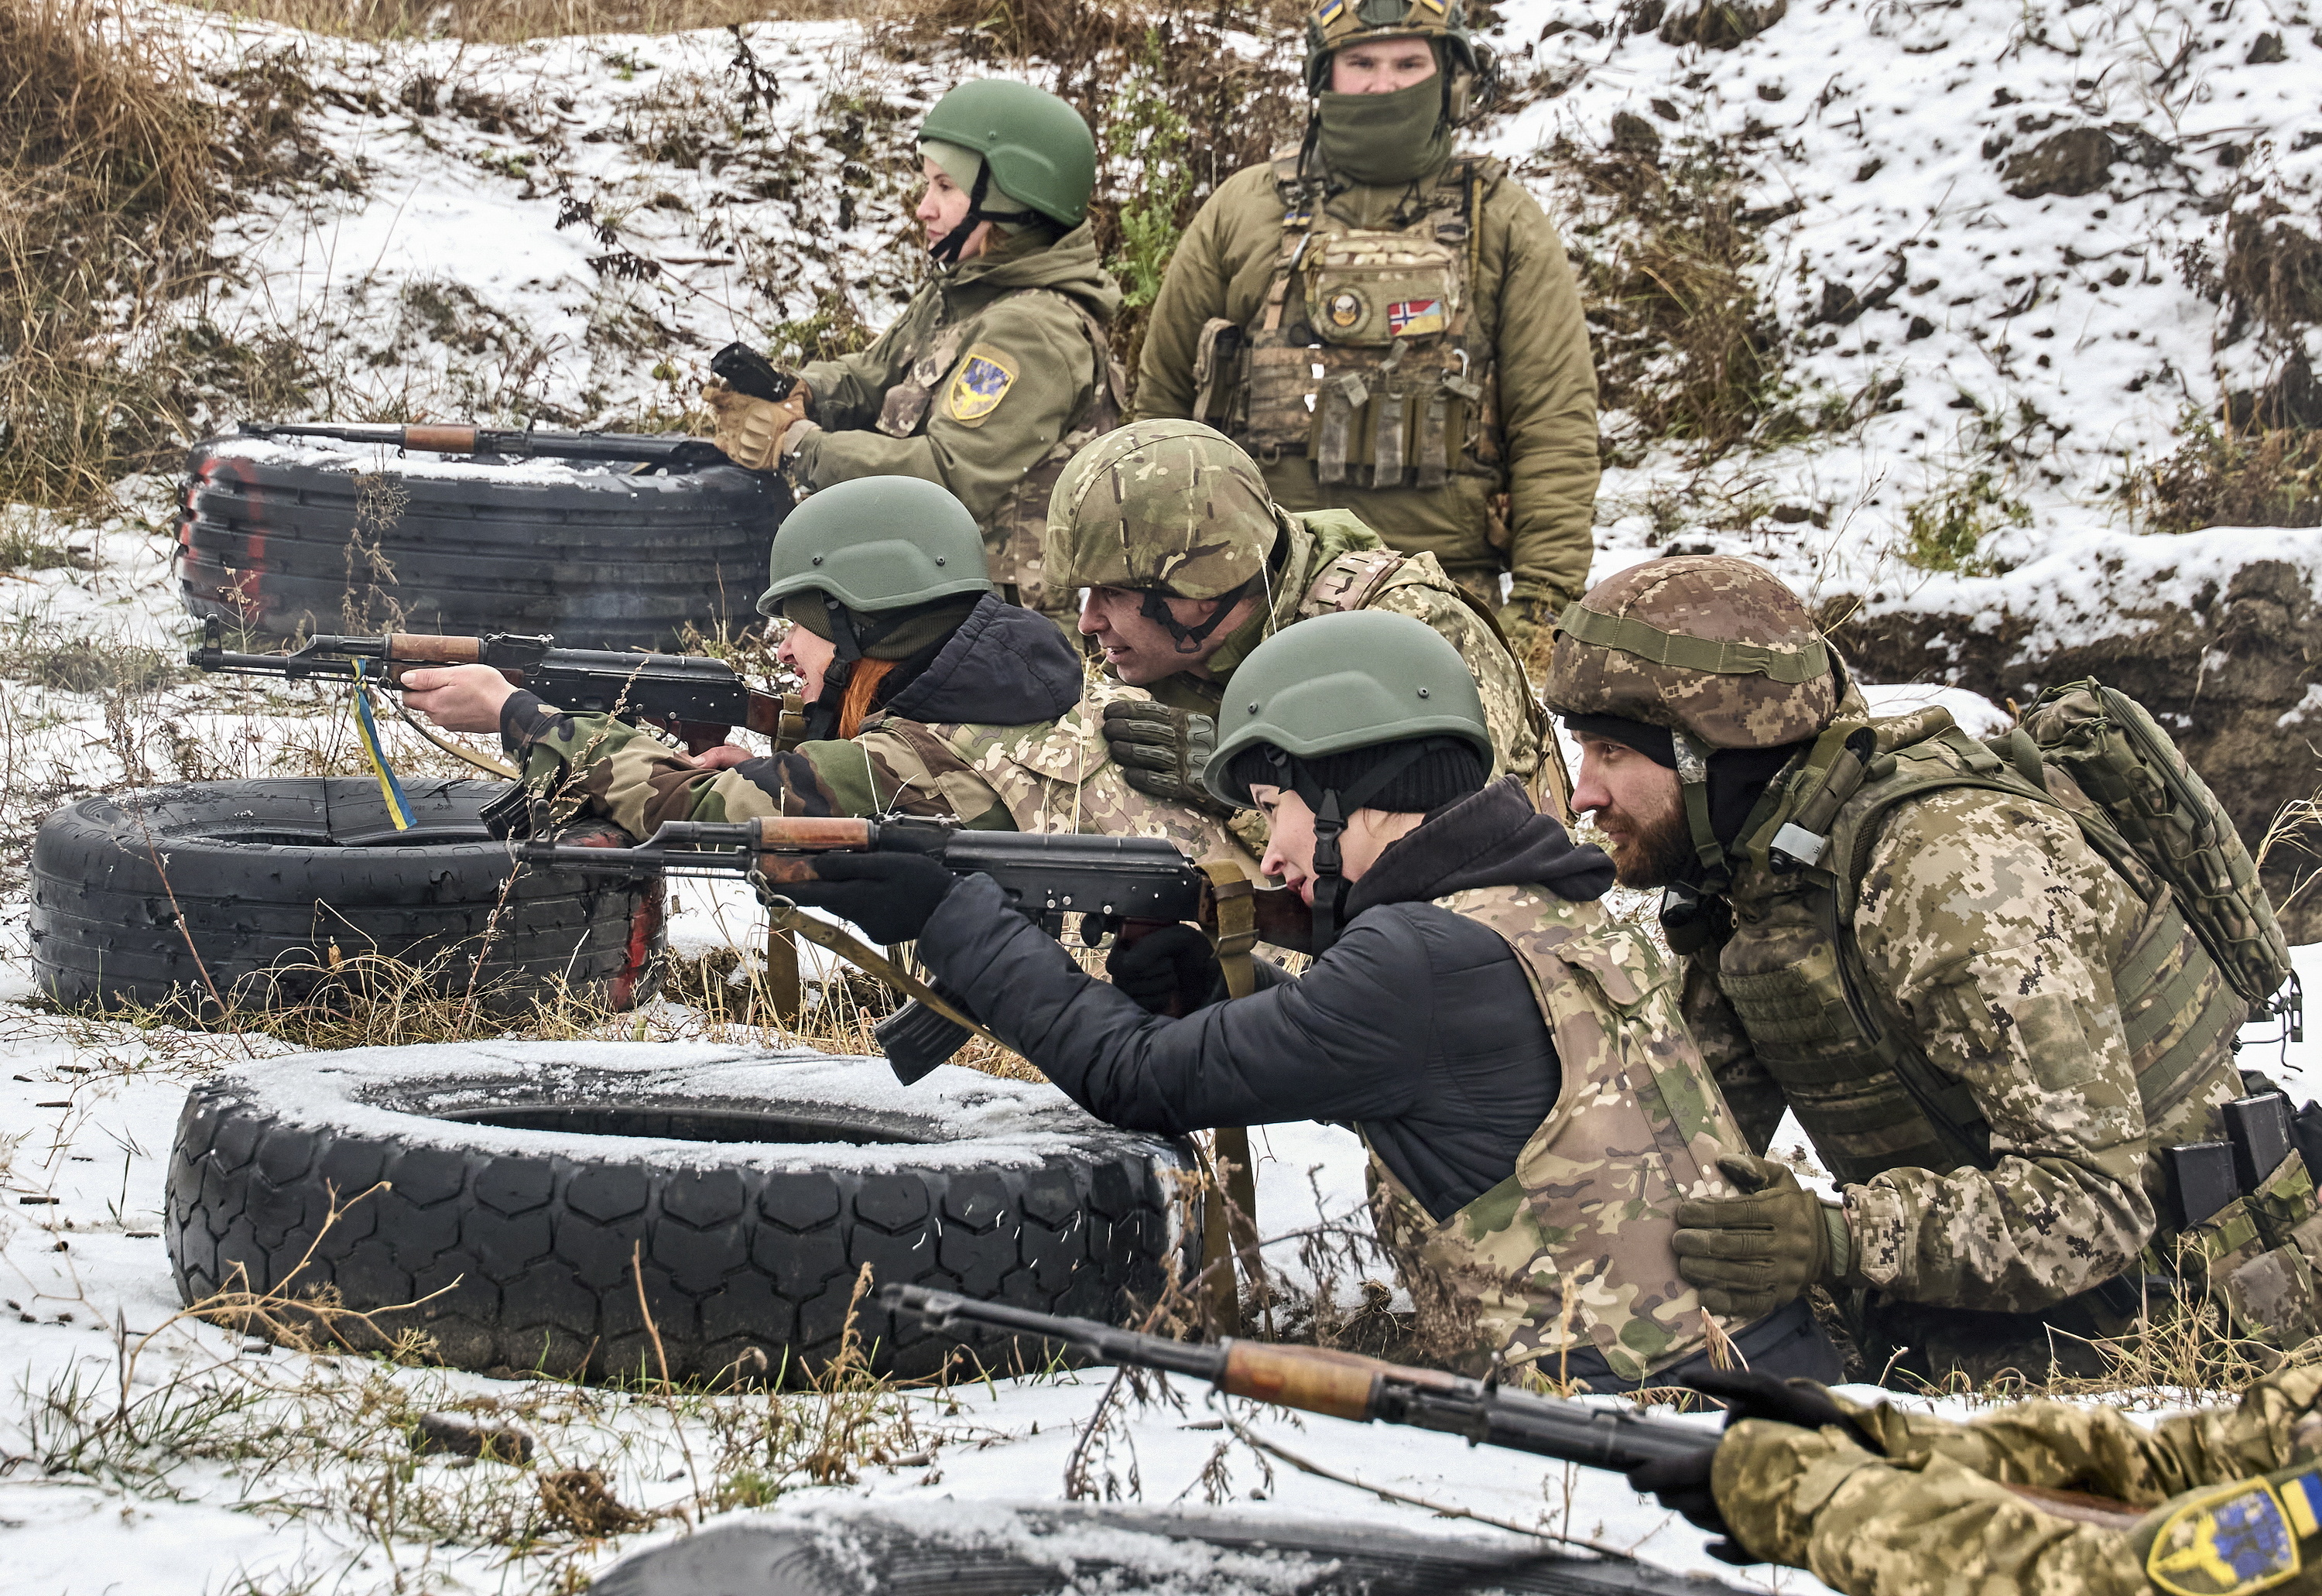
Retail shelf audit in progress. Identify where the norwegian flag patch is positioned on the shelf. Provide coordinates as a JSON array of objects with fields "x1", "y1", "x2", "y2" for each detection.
[{"x1": 1386, "y1": 298, "x2": 1447, "y2": 337}]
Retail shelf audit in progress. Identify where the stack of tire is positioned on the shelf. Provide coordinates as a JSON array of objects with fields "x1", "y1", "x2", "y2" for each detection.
[
  {"x1": 176, "y1": 433, "x2": 789, "y2": 650},
  {"x1": 27, "y1": 778, "x2": 662, "y2": 1019}
]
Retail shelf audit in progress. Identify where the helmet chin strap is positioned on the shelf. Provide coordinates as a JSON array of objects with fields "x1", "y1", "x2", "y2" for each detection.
[
  {"x1": 927, "y1": 161, "x2": 1042, "y2": 267},
  {"x1": 800, "y1": 597, "x2": 865, "y2": 743},
  {"x1": 1141, "y1": 576, "x2": 1254, "y2": 654},
  {"x1": 1659, "y1": 728, "x2": 1736, "y2": 953},
  {"x1": 1267, "y1": 740, "x2": 1432, "y2": 954}
]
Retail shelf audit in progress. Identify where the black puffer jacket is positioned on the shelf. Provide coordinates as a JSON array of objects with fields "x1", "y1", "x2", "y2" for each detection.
[{"x1": 914, "y1": 779, "x2": 1615, "y2": 1218}]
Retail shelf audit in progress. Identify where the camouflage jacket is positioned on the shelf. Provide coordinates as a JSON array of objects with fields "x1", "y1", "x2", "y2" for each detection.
[
  {"x1": 1133, "y1": 152, "x2": 1598, "y2": 608},
  {"x1": 1687, "y1": 719, "x2": 2245, "y2": 1317},
  {"x1": 1717, "y1": 1367, "x2": 2322, "y2": 1596},
  {"x1": 793, "y1": 225, "x2": 1124, "y2": 612},
  {"x1": 500, "y1": 678, "x2": 1246, "y2": 865},
  {"x1": 1141, "y1": 508, "x2": 1547, "y2": 829},
  {"x1": 1369, "y1": 882, "x2": 1745, "y2": 1385}
]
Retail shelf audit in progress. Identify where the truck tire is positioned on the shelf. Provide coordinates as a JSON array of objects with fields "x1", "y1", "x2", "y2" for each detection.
[
  {"x1": 165, "y1": 1044, "x2": 1194, "y2": 1385},
  {"x1": 28, "y1": 778, "x2": 660, "y2": 1016},
  {"x1": 176, "y1": 436, "x2": 789, "y2": 652},
  {"x1": 592, "y1": 1501, "x2": 1743, "y2": 1595}
]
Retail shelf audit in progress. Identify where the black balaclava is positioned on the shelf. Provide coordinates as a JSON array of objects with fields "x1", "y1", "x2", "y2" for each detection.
[
  {"x1": 1228, "y1": 735, "x2": 1487, "y2": 951},
  {"x1": 783, "y1": 592, "x2": 978, "y2": 740}
]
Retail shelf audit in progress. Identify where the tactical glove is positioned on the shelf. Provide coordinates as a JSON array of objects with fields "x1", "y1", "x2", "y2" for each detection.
[
  {"x1": 1105, "y1": 923, "x2": 1224, "y2": 1016},
  {"x1": 1101, "y1": 700, "x2": 1232, "y2": 817},
  {"x1": 1670, "y1": 1155, "x2": 1850, "y2": 1322},
  {"x1": 775, "y1": 851, "x2": 957, "y2": 945},
  {"x1": 1625, "y1": 1367, "x2": 1869, "y2": 1563},
  {"x1": 1493, "y1": 592, "x2": 1570, "y2": 659},
  {"x1": 704, "y1": 378, "x2": 810, "y2": 471}
]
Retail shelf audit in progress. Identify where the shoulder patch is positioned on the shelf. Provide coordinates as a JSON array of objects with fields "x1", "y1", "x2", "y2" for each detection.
[
  {"x1": 2148, "y1": 1479, "x2": 2303, "y2": 1596},
  {"x1": 946, "y1": 344, "x2": 1019, "y2": 426}
]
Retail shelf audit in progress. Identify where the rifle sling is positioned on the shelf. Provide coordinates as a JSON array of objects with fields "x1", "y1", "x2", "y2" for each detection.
[
  {"x1": 1197, "y1": 859, "x2": 1265, "y2": 1313},
  {"x1": 760, "y1": 901, "x2": 1011, "y2": 1054}
]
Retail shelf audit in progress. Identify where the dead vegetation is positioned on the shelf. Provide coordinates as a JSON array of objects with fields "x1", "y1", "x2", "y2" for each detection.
[{"x1": 2130, "y1": 413, "x2": 2322, "y2": 533}]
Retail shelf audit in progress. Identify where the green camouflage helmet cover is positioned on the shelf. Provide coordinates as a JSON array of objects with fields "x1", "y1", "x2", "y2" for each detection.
[
  {"x1": 1045, "y1": 419, "x2": 1282, "y2": 598},
  {"x1": 1304, "y1": 0, "x2": 1481, "y2": 94},
  {"x1": 1540, "y1": 556, "x2": 1839, "y2": 749},
  {"x1": 1204, "y1": 609, "x2": 1493, "y2": 806},
  {"x1": 919, "y1": 79, "x2": 1098, "y2": 230},
  {"x1": 757, "y1": 476, "x2": 996, "y2": 617}
]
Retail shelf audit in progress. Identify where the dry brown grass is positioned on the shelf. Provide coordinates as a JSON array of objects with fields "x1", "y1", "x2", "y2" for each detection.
[
  {"x1": 2129, "y1": 413, "x2": 2322, "y2": 533},
  {"x1": 185, "y1": 0, "x2": 858, "y2": 41}
]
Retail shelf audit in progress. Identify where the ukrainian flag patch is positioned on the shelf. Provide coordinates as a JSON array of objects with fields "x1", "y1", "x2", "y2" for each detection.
[
  {"x1": 1316, "y1": 0, "x2": 1346, "y2": 24},
  {"x1": 2149, "y1": 1479, "x2": 2302, "y2": 1596},
  {"x1": 946, "y1": 345, "x2": 1017, "y2": 426},
  {"x1": 2283, "y1": 1471, "x2": 2322, "y2": 1539}
]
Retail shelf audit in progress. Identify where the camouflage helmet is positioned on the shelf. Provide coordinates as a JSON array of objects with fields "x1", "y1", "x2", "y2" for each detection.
[
  {"x1": 919, "y1": 79, "x2": 1097, "y2": 231},
  {"x1": 1045, "y1": 419, "x2": 1281, "y2": 599},
  {"x1": 1304, "y1": 0, "x2": 1481, "y2": 95},
  {"x1": 1204, "y1": 610, "x2": 1491, "y2": 808},
  {"x1": 1540, "y1": 556, "x2": 1838, "y2": 750},
  {"x1": 757, "y1": 476, "x2": 995, "y2": 618}
]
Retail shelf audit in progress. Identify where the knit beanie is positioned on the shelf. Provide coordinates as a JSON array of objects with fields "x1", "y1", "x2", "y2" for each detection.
[{"x1": 1226, "y1": 735, "x2": 1488, "y2": 816}]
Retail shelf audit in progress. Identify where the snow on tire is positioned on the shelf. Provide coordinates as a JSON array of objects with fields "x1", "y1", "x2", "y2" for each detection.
[
  {"x1": 591, "y1": 1499, "x2": 1744, "y2": 1594},
  {"x1": 27, "y1": 778, "x2": 661, "y2": 1016},
  {"x1": 165, "y1": 1043, "x2": 1195, "y2": 1384},
  {"x1": 176, "y1": 436, "x2": 790, "y2": 652}
]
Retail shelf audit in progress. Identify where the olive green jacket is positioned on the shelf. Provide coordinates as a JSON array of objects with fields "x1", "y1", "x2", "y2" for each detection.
[
  {"x1": 794, "y1": 224, "x2": 1122, "y2": 583},
  {"x1": 1133, "y1": 157, "x2": 1598, "y2": 608}
]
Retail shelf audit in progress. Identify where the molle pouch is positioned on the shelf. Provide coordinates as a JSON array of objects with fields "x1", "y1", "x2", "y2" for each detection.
[
  {"x1": 1191, "y1": 317, "x2": 1245, "y2": 430},
  {"x1": 1242, "y1": 333, "x2": 1327, "y2": 456},
  {"x1": 1301, "y1": 233, "x2": 1461, "y2": 348},
  {"x1": 2243, "y1": 1142, "x2": 2322, "y2": 1255},
  {"x1": 2187, "y1": 1194, "x2": 2322, "y2": 1345}
]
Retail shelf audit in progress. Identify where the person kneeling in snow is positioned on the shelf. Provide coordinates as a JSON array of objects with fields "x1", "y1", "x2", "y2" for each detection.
[{"x1": 782, "y1": 608, "x2": 1842, "y2": 1392}]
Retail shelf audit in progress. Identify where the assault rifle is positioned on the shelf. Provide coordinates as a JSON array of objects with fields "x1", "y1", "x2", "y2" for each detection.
[
  {"x1": 882, "y1": 1286, "x2": 2149, "y2": 1532},
  {"x1": 189, "y1": 618, "x2": 790, "y2": 755},
  {"x1": 237, "y1": 342, "x2": 797, "y2": 471},
  {"x1": 522, "y1": 816, "x2": 1310, "y2": 1079}
]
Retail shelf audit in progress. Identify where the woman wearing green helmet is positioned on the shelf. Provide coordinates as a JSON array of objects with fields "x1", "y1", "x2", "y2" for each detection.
[
  {"x1": 700, "y1": 78, "x2": 1123, "y2": 623},
  {"x1": 780, "y1": 609, "x2": 1841, "y2": 1392},
  {"x1": 402, "y1": 478, "x2": 1241, "y2": 865}
]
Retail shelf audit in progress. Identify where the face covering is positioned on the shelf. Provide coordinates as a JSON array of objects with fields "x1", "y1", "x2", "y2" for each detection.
[{"x1": 1314, "y1": 74, "x2": 1450, "y2": 187}]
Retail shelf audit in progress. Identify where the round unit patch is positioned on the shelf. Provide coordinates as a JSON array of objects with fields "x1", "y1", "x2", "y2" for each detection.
[{"x1": 1327, "y1": 292, "x2": 1363, "y2": 329}]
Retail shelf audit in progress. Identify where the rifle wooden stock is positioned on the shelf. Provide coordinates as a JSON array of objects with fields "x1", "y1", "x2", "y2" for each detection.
[{"x1": 400, "y1": 424, "x2": 481, "y2": 454}]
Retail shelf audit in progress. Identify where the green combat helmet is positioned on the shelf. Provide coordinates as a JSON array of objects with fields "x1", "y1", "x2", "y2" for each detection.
[
  {"x1": 1304, "y1": 0, "x2": 1485, "y2": 101},
  {"x1": 1046, "y1": 419, "x2": 1281, "y2": 652},
  {"x1": 1204, "y1": 608, "x2": 1491, "y2": 947},
  {"x1": 918, "y1": 80, "x2": 1097, "y2": 262},
  {"x1": 759, "y1": 476, "x2": 997, "y2": 738}
]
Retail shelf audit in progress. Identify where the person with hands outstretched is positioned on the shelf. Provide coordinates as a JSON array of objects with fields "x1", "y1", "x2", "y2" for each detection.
[{"x1": 782, "y1": 608, "x2": 1841, "y2": 1392}]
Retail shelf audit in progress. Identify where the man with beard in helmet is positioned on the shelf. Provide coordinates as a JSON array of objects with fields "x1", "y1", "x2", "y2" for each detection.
[
  {"x1": 1537, "y1": 555, "x2": 2276, "y2": 1385},
  {"x1": 1132, "y1": 0, "x2": 1598, "y2": 658},
  {"x1": 697, "y1": 79, "x2": 1124, "y2": 622},
  {"x1": 773, "y1": 609, "x2": 1844, "y2": 1390},
  {"x1": 401, "y1": 477, "x2": 1239, "y2": 865},
  {"x1": 1050, "y1": 419, "x2": 1564, "y2": 844}
]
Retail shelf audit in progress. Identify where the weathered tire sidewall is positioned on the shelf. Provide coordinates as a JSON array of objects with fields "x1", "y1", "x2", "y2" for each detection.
[
  {"x1": 28, "y1": 778, "x2": 661, "y2": 1015},
  {"x1": 589, "y1": 1500, "x2": 1745, "y2": 1595},
  {"x1": 176, "y1": 438, "x2": 789, "y2": 651},
  {"x1": 166, "y1": 1043, "x2": 1194, "y2": 1384}
]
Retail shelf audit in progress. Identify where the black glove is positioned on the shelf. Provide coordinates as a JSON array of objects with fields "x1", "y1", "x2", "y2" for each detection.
[
  {"x1": 1624, "y1": 1367, "x2": 1865, "y2": 1563},
  {"x1": 1102, "y1": 700, "x2": 1230, "y2": 816},
  {"x1": 774, "y1": 851, "x2": 958, "y2": 945},
  {"x1": 1105, "y1": 923, "x2": 1224, "y2": 1015}
]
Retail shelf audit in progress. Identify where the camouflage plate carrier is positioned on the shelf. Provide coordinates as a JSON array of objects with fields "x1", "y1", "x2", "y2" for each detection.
[
  {"x1": 1714, "y1": 701, "x2": 2319, "y2": 1345},
  {"x1": 870, "y1": 293, "x2": 1125, "y2": 614},
  {"x1": 1367, "y1": 883, "x2": 1744, "y2": 1384},
  {"x1": 1192, "y1": 149, "x2": 1501, "y2": 494}
]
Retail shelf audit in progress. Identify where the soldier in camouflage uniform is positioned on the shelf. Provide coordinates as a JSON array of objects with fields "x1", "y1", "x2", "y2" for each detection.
[
  {"x1": 779, "y1": 609, "x2": 1842, "y2": 1389},
  {"x1": 1632, "y1": 1364, "x2": 2322, "y2": 1596},
  {"x1": 1049, "y1": 419, "x2": 1566, "y2": 843},
  {"x1": 1537, "y1": 556, "x2": 2263, "y2": 1385},
  {"x1": 1132, "y1": 0, "x2": 1598, "y2": 651},
  {"x1": 401, "y1": 478, "x2": 1240, "y2": 863},
  {"x1": 700, "y1": 79, "x2": 1123, "y2": 619}
]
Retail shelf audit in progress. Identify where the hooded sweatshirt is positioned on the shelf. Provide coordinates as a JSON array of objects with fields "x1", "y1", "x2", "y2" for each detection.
[{"x1": 916, "y1": 777, "x2": 1615, "y2": 1217}]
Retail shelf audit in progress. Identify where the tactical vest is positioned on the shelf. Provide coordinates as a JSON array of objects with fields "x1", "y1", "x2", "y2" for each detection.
[
  {"x1": 913, "y1": 680, "x2": 1250, "y2": 866},
  {"x1": 873, "y1": 287, "x2": 1125, "y2": 615},
  {"x1": 1194, "y1": 149, "x2": 1498, "y2": 492},
  {"x1": 1365, "y1": 883, "x2": 1743, "y2": 1383},
  {"x1": 1705, "y1": 711, "x2": 2322, "y2": 1338}
]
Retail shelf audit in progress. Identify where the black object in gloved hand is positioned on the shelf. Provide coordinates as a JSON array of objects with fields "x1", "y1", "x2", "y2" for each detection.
[
  {"x1": 1105, "y1": 923, "x2": 1224, "y2": 1016},
  {"x1": 776, "y1": 852, "x2": 957, "y2": 945},
  {"x1": 1624, "y1": 1367, "x2": 1868, "y2": 1564},
  {"x1": 1101, "y1": 700, "x2": 1230, "y2": 816}
]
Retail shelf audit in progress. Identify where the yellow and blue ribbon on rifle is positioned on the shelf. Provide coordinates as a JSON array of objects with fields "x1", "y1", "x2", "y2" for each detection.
[{"x1": 350, "y1": 656, "x2": 416, "y2": 831}]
